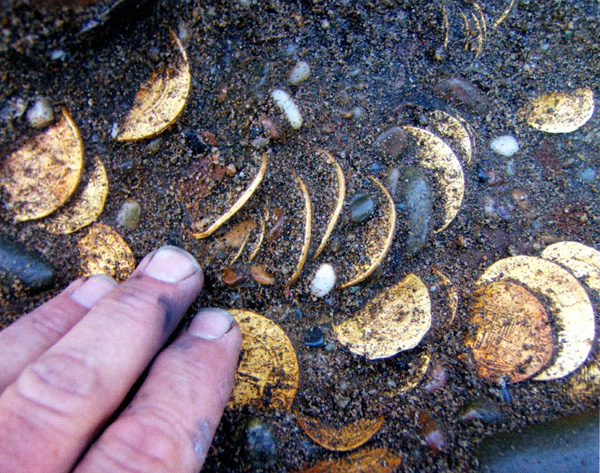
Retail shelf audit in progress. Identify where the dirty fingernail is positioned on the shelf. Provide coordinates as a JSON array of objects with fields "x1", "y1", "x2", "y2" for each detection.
[
  {"x1": 188, "y1": 308, "x2": 235, "y2": 340},
  {"x1": 71, "y1": 274, "x2": 118, "y2": 309},
  {"x1": 144, "y1": 246, "x2": 201, "y2": 283}
]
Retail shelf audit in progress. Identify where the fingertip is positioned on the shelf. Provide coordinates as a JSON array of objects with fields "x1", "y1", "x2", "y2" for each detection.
[
  {"x1": 187, "y1": 309, "x2": 236, "y2": 341},
  {"x1": 139, "y1": 246, "x2": 203, "y2": 284},
  {"x1": 70, "y1": 274, "x2": 118, "y2": 309}
]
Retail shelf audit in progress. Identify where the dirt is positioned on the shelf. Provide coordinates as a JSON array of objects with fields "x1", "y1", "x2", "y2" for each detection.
[{"x1": 1, "y1": 1, "x2": 599, "y2": 472}]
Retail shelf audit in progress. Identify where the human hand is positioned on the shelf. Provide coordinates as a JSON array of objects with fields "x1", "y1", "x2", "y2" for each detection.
[{"x1": 0, "y1": 246, "x2": 241, "y2": 473}]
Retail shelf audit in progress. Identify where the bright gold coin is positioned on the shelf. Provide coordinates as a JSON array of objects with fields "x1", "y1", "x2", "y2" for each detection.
[
  {"x1": 523, "y1": 87, "x2": 595, "y2": 133},
  {"x1": 1, "y1": 108, "x2": 84, "y2": 222},
  {"x1": 540, "y1": 241, "x2": 600, "y2": 295},
  {"x1": 295, "y1": 413, "x2": 384, "y2": 452},
  {"x1": 401, "y1": 126, "x2": 464, "y2": 233},
  {"x1": 77, "y1": 223, "x2": 135, "y2": 281},
  {"x1": 228, "y1": 309, "x2": 299, "y2": 410},
  {"x1": 295, "y1": 448, "x2": 402, "y2": 473},
  {"x1": 334, "y1": 273, "x2": 431, "y2": 359},
  {"x1": 467, "y1": 281, "x2": 553, "y2": 383},
  {"x1": 43, "y1": 156, "x2": 108, "y2": 235},
  {"x1": 425, "y1": 110, "x2": 473, "y2": 165},
  {"x1": 117, "y1": 30, "x2": 190, "y2": 141},
  {"x1": 478, "y1": 255, "x2": 595, "y2": 381},
  {"x1": 565, "y1": 350, "x2": 599, "y2": 402}
]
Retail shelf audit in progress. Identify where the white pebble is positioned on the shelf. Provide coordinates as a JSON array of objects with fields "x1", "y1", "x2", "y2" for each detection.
[
  {"x1": 271, "y1": 89, "x2": 303, "y2": 129},
  {"x1": 289, "y1": 61, "x2": 311, "y2": 85},
  {"x1": 490, "y1": 135, "x2": 519, "y2": 157},
  {"x1": 310, "y1": 264, "x2": 336, "y2": 298},
  {"x1": 26, "y1": 98, "x2": 54, "y2": 128}
]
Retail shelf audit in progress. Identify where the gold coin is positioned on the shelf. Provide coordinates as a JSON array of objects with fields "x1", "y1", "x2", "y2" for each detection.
[
  {"x1": 228, "y1": 309, "x2": 299, "y2": 410},
  {"x1": 77, "y1": 223, "x2": 135, "y2": 281},
  {"x1": 477, "y1": 255, "x2": 595, "y2": 381},
  {"x1": 336, "y1": 176, "x2": 397, "y2": 289},
  {"x1": 522, "y1": 87, "x2": 595, "y2": 133},
  {"x1": 1, "y1": 108, "x2": 83, "y2": 222},
  {"x1": 295, "y1": 412, "x2": 384, "y2": 452},
  {"x1": 425, "y1": 110, "x2": 473, "y2": 165},
  {"x1": 43, "y1": 156, "x2": 108, "y2": 235},
  {"x1": 117, "y1": 30, "x2": 190, "y2": 141},
  {"x1": 191, "y1": 152, "x2": 268, "y2": 238},
  {"x1": 334, "y1": 273, "x2": 431, "y2": 359},
  {"x1": 467, "y1": 281, "x2": 553, "y2": 383},
  {"x1": 309, "y1": 149, "x2": 346, "y2": 261},
  {"x1": 401, "y1": 126, "x2": 465, "y2": 233},
  {"x1": 295, "y1": 447, "x2": 402, "y2": 473},
  {"x1": 540, "y1": 241, "x2": 600, "y2": 296}
]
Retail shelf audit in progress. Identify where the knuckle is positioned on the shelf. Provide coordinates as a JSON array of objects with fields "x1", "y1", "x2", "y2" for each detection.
[
  {"x1": 15, "y1": 352, "x2": 98, "y2": 414},
  {"x1": 98, "y1": 415, "x2": 187, "y2": 473}
]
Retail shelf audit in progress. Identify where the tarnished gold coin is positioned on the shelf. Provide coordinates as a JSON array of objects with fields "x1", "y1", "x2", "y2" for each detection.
[
  {"x1": 334, "y1": 273, "x2": 431, "y2": 359},
  {"x1": 77, "y1": 223, "x2": 135, "y2": 280},
  {"x1": 295, "y1": 413, "x2": 384, "y2": 452},
  {"x1": 191, "y1": 152, "x2": 268, "y2": 238},
  {"x1": 43, "y1": 156, "x2": 108, "y2": 235},
  {"x1": 117, "y1": 30, "x2": 190, "y2": 141},
  {"x1": 401, "y1": 126, "x2": 464, "y2": 233},
  {"x1": 467, "y1": 281, "x2": 553, "y2": 383},
  {"x1": 295, "y1": 448, "x2": 402, "y2": 473},
  {"x1": 540, "y1": 241, "x2": 600, "y2": 295},
  {"x1": 310, "y1": 150, "x2": 346, "y2": 261},
  {"x1": 478, "y1": 255, "x2": 595, "y2": 381},
  {"x1": 565, "y1": 350, "x2": 600, "y2": 402},
  {"x1": 1, "y1": 108, "x2": 84, "y2": 222},
  {"x1": 522, "y1": 87, "x2": 595, "y2": 133},
  {"x1": 425, "y1": 110, "x2": 473, "y2": 165},
  {"x1": 228, "y1": 309, "x2": 299, "y2": 410},
  {"x1": 337, "y1": 176, "x2": 397, "y2": 289}
]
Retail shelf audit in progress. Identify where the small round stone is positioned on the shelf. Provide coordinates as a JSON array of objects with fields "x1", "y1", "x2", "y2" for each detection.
[
  {"x1": 490, "y1": 135, "x2": 519, "y2": 157},
  {"x1": 116, "y1": 198, "x2": 142, "y2": 231},
  {"x1": 349, "y1": 192, "x2": 374, "y2": 224},
  {"x1": 26, "y1": 97, "x2": 54, "y2": 129},
  {"x1": 310, "y1": 263, "x2": 336, "y2": 297},
  {"x1": 303, "y1": 326, "x2": 325, "y2": 347},
  {"x1": 289, "y1": 61, "x2": 311, "y2": 85},
  {"x1": 0, "y1": 237, "x2": 56, "y2": 290}
]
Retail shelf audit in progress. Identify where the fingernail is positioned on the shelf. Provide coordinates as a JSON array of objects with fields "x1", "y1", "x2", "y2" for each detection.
[
  {"x1": 71, "y1": 274, "x2": 118, "y2": 309},
  {"x1": 188, "y1": 309, "x2": 235, "y2": 340},
  {"x1": 143, "y1": 246, "x2": 201, "y2": 283}
]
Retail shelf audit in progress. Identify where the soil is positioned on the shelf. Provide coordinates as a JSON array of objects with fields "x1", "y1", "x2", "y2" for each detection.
[{"x1": 1, "y1": 1, "x2": 599, "y2": 472}]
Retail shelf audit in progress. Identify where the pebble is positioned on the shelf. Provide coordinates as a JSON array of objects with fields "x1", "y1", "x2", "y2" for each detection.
[
  {"x1": 423, "y1": 363, "x2": 447, "y2": 392},
  {"x1": 459, "y1": 397, "x2": 503, "y2": 423},
  {"x1": 26, "y1": 97, "x2": 54, "y2": 128},
  {"x1": 434, "y1": 75, "x2": 491, "y2": 114},
  {"x1": 349, "y1": 192, "x2": 374, "y2": 224},
  {"x1": 372, "y1": 126, "x2": 408, "y2": 159},
  {"x1": 221, "y1": 267, "x2": 243, "y2": 287},
  {"x1": 116, "y1": 198, "x2": 142, "y2": 231},
  {"x1": 0, "y1": 97, "x2": 26, "y2": 120},
  {"x1": 415, "y1": 410, "x2": 446, "y2": 453},
  {"x1": 288, "y1": 61, "x2": 311, "y2": 85},
  {"x1": 147, "y1": 138, "x2": 163, "y2": 154},
  {"x1": 403, "y1": 167, "x2": 432, "y2": 256},
  {"x1": 386, "y1": 167, "x2": 401, "y2": 199},
  {"x1": 310, "y1": 263, "x2": 336, "y2": 297},
  {"x1": 579, "y1": 168, "x2": 596, "y2": 182},
  {"x1": 477, "y1": 408, "x2": 599, "y2": 473},
  {"x1": 242, "y1": 419, "x2": 277, "y2": 468},
  {"x1": 303, "y1": 326, "x2": 325, "y2": 347},
  {"x1": 490, "y1": 135, "x2": 519, "y2": 157},
  {"x1": 271, "y1": 89, "x2": 303, "y2": 129},
  {"x1": 250, "y1": 264, "x2": 275, "y2": 285},
  {"x1": 183, "y1": 131, "x2": 209, "y2": 155},
  {"x1": 0, "y1": 237, "x2": 56, "y2": 291}
]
